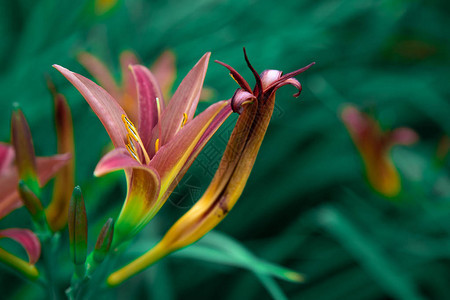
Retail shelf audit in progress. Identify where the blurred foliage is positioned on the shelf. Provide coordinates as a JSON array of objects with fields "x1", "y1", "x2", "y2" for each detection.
[{"x1": 0, "y1": 0, "x2": 449, "y2": 299}]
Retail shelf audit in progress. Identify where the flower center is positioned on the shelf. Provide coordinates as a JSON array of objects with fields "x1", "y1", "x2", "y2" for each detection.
[{"x1": 122, "y1": 115, "x2": 150, "y2": 164}]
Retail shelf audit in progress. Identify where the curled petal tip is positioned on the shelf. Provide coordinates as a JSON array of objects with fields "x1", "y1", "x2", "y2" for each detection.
[{"x1": 231, "y1": 89, "x2": 256, "y2": 114}]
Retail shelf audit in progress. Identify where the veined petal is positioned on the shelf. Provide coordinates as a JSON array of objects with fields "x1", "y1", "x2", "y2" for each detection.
[
  {"x1": 11, "y1": 108, "x2": 38, "y2": 195},
  {"x1": 0, "y1": 228, "x2": 41, "y2": 264},
  {"x1": 53, "y1": 65, "x2": 128, "y2": 148},
  {"x1": 77, "y1": 52, "x2": 121, "y2": 100},
  {"x1": 120, "y1": 51, "x2": 139, "y2": 100},
  {"x1": 94, "y1": 148, "x2": 147, "y2": 177},
  {"x1": 114, "y1": 167, "x2": 161, "y2": 244},
  {"x1": 46, "y1": 88, "x2": 75, "y2": 231},
  {"x1": 93, "y1": 148, "x2": 162, "y2": 243},
  {"x1": 148, "y1": 100, "x2": 230, "y2": 217},
  {"x1": 120, "y1": 51, "x2": 140, "y2": 123},
  {"x1": 156, "y1": 101, "x2": 233, "y2": 210},
  {"x1": 158, "y1": 53, "x2": 210, "y2": 146},
  {"x1": 151, "y1": 50, "x2": 176, "y2": 102},
  {"x1": 0, "y1": 143, "x2": 14, "y2": 173},
  {"x1": 130, "y1": 65, "x2": 164, "y2": 150},
  {"x1": 231, "y1": 89, "x2": 257, "y2": 114},
  {"x1": 260, "y1": 70, "x2": 282, "y2": 90}
]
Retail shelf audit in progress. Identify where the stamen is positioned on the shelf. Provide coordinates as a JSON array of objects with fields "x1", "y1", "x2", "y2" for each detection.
[
  {"x1": 181, "y1": 113, "x2": 188, "y2": 128},
  {"x1": 155, "y1": 138, "x2": 160, "y2": 153},
  {"x1": 122, "y1": 115, "x2": 139, "y2": 140},
  {"x1": 126, "y1": 144, "x2": 140, "y2": 163},
  {"x1": 121, "y1": 114, "x2": 151, "y2": 164},
  {"x1": 127, "y1": 134, "x2": 137, "y2": 153}
]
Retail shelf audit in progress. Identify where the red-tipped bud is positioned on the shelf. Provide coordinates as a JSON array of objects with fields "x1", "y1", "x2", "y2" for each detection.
[
  {"x1": 93, "y1": 218, "x2": 114, "y2": 264},
  {"x1": 17, "y1": 180, "x2": 44, "y2": 223},
  {"x1": 11, "y1": 106, "x2": 40, "y2": 196}
]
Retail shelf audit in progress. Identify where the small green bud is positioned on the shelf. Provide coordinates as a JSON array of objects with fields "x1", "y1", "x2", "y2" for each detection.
[
  {"x1": 93, "y1": 218, "x2": 114, "y2": 264},
  {"x1": 68, "y1": 186, "x2": 87, "y2": 278},
  {"x1": 18, "y1": 180, "x2": 44, "y2": 223}
]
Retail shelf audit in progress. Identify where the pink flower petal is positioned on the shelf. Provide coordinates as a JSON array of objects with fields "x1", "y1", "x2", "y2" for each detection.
[
  {"x1": 160, "y1": 101, "x2": 233, "y2": 203},
  {"x1": 149, "y1": 100, "x2": 230, "y2": 213},
  {"x1": 151, "y1": 50, "x2": 176, "y2": 102},
  {"x1": 157, "y1": 53, "x2": 211, "y2": 147},
  {"x1": 53, "y1": 65, "x2": 128, "y2": 148},
  {"x1": 130, "y1": 65, "x2": 164, "y2": 151},
  {"x1": 0, "y1": 228, "x2": 41, "y2": 264},
  {"x1": 94, "y1": 148, "x2": 148, "y2": 177},
  {"x1": 0, "y1": 143, "x2": 14, "y2": 173},
  {"x1": 120, "y1": 51, "x2": 139, "y2": 98},
  {"x1": 260, "y1": 70, "x2": 282, "y2": 90},
  {"x1": 77, "y1": 52, "x2": 121, "y2": 100}
]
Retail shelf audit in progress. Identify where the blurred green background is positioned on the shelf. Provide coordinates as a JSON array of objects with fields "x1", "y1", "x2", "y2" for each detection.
[{"x1": 1, "y1": 0, "x2": 450, "y2": 299}]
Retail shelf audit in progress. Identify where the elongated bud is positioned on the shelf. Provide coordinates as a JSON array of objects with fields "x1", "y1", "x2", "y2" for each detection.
[
  {"x1": 68, "y1": 186, "x2": 87, "y2": 277},
  {"x1": 11, "y1": 106, "x2": 40, "y2": 196},
  {"x1": 46, "y1": 78, "x2": 75, "y2": 231},
  {"x1": 17, "y1": 181, "x2": 45, "y2": 223},
  {"x1": 93, "y1": 218, "x2": 114, "y2": 264}
]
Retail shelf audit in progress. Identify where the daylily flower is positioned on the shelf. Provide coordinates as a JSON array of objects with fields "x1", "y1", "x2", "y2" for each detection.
[
  {"x1": 106, "y1": 49, "x2": 315, "y2": 286},
  {"x1": 78, "y1": 50, "x2": 176, "y2": 124},
  {"x1": 54, "y1": 52, "x2": 232, "y2": 245},
  {"x1": 341, "y1": 105, "x2": 418, "y2": 197}
]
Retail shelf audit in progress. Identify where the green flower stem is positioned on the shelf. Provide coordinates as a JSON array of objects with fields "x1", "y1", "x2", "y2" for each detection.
[{"x1": 40, "y1": 233, "x2": 59, "y2": 300}]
